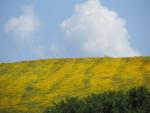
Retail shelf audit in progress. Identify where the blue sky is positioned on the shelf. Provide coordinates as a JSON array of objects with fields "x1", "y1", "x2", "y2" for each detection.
[{"x1": 0, "y1": 0, "x2": 150, "y2": 62}]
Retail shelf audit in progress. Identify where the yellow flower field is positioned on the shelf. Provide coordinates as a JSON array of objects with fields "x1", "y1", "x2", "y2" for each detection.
[{"x1": 0, "y1": 57, "x2": 150, "y2": 113}]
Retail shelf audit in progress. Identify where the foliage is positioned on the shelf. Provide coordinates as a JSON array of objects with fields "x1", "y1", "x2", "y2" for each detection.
[{"x1": 44, "y1": 86, "x2": 150, "y2": 113}]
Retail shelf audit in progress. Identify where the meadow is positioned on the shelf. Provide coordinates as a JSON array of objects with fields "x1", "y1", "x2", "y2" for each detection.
[{"x1": 0, "y1": 57, "x2": 150, "y2": 113}]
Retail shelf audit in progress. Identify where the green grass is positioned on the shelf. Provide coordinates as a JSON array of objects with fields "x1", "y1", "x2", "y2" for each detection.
[{"x1": 0, "y1": 57, "x2": 150, "y2": 113}]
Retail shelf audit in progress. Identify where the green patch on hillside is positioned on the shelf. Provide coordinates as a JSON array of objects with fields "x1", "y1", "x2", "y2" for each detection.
[{"x1": 45, "y1": 86, "x2": 150, "y2": 113}]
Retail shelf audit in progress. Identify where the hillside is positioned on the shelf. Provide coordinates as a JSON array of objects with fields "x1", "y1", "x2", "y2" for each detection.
[{"x1": 0, "y1": 57, "x2": 150, "y2": 113}]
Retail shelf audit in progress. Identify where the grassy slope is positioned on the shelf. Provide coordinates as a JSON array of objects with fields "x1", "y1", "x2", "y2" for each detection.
[{"x1": 0, "y1": 57, "x2": 150, "y2": 113}]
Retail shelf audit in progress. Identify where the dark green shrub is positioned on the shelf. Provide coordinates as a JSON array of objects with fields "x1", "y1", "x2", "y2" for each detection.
[
  {"x1": 44, "y1": 86, "x2": 150, "y2": 113},
  {"x1": 128, "y1": 86, "x2": 150, "y2": 112}
]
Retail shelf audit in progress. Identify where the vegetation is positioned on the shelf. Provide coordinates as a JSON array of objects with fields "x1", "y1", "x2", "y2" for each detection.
[
  {"x1": 44, "y1": 86, "x2": 150, "y2": 113},
  {"x1": 0, "y1": 57, "x2": 150, "y2": 113}
]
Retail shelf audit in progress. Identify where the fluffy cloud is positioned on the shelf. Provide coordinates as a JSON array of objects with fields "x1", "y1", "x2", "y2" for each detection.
[
  {"x1": 61, "y1": 0, "x2": 140, "y2": 57},
  {"x1": 4, "y1": 6, "x2": 47, "y2": 58},
  {"x1": 5, "y1": 6, "x2": 41, "y2": 43}
]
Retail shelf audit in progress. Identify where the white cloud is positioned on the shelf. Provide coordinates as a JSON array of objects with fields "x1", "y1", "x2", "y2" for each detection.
[
  {"x1": 4, "y1": 5, "x2": 47, "y2": 58},
  {"x1": 61, "y1": 0, "x2": 140, "y2": 57},
  {"x1": 5, "y1": 5, "x2": 41, "y2": 43}
]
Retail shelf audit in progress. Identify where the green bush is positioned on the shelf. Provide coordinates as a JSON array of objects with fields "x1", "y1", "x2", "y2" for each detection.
[{"x1": 44, "y1": 86, "x2": 150, "y2": 113}]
